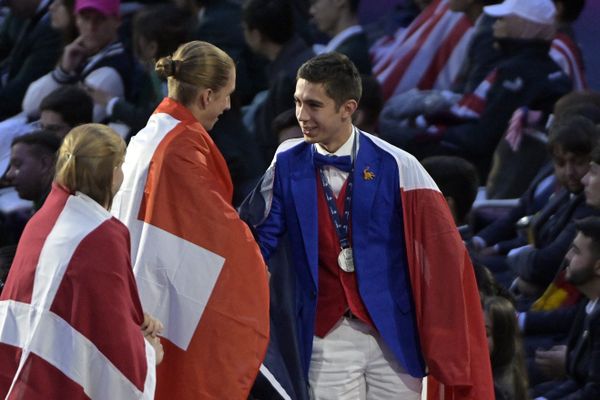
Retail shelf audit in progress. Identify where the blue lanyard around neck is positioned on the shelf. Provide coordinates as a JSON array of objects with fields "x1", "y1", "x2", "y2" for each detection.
[{"x1": 315, "y1": 130, "x2": 357, "y2": 250}]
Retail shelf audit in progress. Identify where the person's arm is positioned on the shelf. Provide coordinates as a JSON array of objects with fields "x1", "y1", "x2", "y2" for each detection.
[{"x1": 0, "y1": 20, "x2": 62, "y2": 119}]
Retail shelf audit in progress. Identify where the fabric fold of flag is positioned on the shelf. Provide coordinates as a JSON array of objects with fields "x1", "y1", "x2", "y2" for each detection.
[{"x1": 112, "y1": 98, "x2": 269, "y2": 400}]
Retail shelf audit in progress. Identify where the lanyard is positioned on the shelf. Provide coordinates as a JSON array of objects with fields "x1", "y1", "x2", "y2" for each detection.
[{"x1": 316, "y1": 131, "x2": 357, "y2": 250}]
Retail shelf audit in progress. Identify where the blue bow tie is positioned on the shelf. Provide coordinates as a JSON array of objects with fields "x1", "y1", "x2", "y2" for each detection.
[{"x1": 313, "y1": 151, "x2": 353, "y2": 172}]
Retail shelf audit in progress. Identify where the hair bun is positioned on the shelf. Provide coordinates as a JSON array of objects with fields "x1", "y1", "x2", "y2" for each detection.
[{"x1": 155, "y1": 56, "x2": 182, "y2": 79}]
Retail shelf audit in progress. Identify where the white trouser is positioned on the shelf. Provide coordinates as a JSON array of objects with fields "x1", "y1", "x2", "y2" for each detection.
[{"x1": 309, "y1": 317, "x2": 422, "y2": 399}]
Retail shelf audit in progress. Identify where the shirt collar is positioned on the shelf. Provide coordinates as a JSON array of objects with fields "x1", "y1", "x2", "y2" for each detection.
[{"x1": 314, "y1": 127, "x2": 356, "y2": 159}]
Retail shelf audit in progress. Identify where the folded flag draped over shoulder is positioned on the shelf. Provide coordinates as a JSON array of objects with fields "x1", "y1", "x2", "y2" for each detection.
[
  {"x1": 0, "y1": 185, "x2": 155, "y2": 399},
  {"x1": 242, "y1": 134, "x2": 493, "y2": 400},
  {"x1": 112, "y1": 98, "x2": 269, "y2": 400}
]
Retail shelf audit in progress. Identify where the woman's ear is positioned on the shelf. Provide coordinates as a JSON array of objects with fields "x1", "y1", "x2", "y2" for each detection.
[{"x1": 196, "y1": 88, "x2": 212, "y2": 109}]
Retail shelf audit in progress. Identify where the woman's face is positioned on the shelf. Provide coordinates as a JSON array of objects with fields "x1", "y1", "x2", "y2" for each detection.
[
  {"x1": 49, "y1": 0, "x2": 73, "y2": 31},
  {"x1": 202, "y1": 68, "x2": 236, "y2": 130}
]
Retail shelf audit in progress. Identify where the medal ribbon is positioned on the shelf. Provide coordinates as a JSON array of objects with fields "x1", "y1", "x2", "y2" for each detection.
[{"x1": 315, "y1": 130, "x2": 357, "y2": 251}]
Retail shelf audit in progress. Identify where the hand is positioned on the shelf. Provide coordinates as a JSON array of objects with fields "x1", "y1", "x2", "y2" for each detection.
[
  {"x1": 141, "y1": 312, "x2": 164, "y2": 338},
  {"x1": 146, "y1": 335, "x2": 164, "y2": 365},
  {"x1": 535, "y1": 345, "x2": 567, "y2": 380},
  {"x1": 515, "y1": 277, "x2": 544, "y2": 298},
  {"x1": 468, "y1": 236, "x2": 487, "y2": 253},
  {"x1": 60, "y1": 36, "x2": 90, "y2": 72}
]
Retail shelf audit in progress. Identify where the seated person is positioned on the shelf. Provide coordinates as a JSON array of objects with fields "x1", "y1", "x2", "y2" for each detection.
[
  {"x1": 242, "y1": 0, "x2": 314, "y2": 166},
  {"x1": 470, "y1": 116, "x2": 600, "y2": 292},
  {"x1": 422, "y1": 155, "x2": 479, "y2": 229},
  {"x1": 309, "y1": 0, "x2": 372, "y2": 74},
  {"x1": 0, "y1": 131, "x2": 61, "y2": 246},
  {"x1": 0, "y1": 0, "x2": 62, "y2": 119},
  {"x1": 380, "y1": 0, "x2": 571, "y2": 180},
  {"x1": 526, "y1": 217, "x2": 600, "y2": 399},
  {"x1": 21, "y1": 0, "x2": 142, "y2": 125}
]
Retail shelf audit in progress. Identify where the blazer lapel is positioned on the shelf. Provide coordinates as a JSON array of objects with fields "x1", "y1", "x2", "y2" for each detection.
[
  {"x1": 351, "y1": 133, "x2": 382, "y2": 253},
  {"x1": 290, "y1": 147, "x2": 319, "y2": 287}
]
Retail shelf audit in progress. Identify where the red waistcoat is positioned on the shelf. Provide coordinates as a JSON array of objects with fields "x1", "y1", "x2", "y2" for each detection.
[{"x1": 314, "y1": 174, "x2": 375, "y2": 337}]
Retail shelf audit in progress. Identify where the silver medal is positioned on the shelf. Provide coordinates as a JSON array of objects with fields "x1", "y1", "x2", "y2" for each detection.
[{"x1": 338, "y1": 247, "x2": 355, "y2": 272}]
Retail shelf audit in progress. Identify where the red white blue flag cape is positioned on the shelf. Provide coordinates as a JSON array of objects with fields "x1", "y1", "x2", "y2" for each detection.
[
  {"x1": 0, "y1": 185, "x2": 155, "y2": 399},
  {"x1": 112, "y1": 98, "x2": 270, "y2": 399},
  {"x1": 242, "y1": 133, "x2": 493, "y2": 400}
]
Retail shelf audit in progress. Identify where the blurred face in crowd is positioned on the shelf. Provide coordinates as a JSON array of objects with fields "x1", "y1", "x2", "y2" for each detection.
[
  {"x1": 6, "y1": 143, "x2": 53, "y2": 201},
  {"x1": 75, "y1": 9, "x2": 119, "y2": 53},
  {"x1": 295, "y1": 78, "x2": 356, "y2": 152},
  {"x1": 49, "y1": 0, "x2": 73, "y2": 31},
  {"x1": 582, "y1": 162, "x2": 600, "y2": 208},
  {"x1": 39, "y1": 110, "x2": 72, "y2": 139},
  {"x1": 565, "y1": 233, "x2": 598, "y2": 286},
  {"x1": 310, "y1": 0, "x2": 339, "y2": 37},
  {"x1": 553, "y1": 147, "x2": 589, "y2": 193}
]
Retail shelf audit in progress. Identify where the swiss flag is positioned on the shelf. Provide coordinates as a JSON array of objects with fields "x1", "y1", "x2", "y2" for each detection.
[{"x1": 112, "y1": 98, "x2": 270, "y2": 399}]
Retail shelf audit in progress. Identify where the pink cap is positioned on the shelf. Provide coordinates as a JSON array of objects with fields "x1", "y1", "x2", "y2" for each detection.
[{"x1": 75, "y1": 0, "x2": 120, "y2": 17}]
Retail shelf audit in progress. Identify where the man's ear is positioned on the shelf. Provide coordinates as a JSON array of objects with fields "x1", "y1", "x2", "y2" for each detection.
[
  {"x1": 340, "y1": 99, "x2": 358, "y2": 121},
  {"x1": 593, "y1": 259, "x2": 600, "y2": 276},
  {"x1": 40, "y1": 153, "x2": 55, "y2": 173}
]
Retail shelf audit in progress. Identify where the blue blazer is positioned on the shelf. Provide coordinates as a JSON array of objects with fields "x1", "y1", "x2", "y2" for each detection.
[{"x1": 255, "y1": 132, "x2": 426, "y2": 378}]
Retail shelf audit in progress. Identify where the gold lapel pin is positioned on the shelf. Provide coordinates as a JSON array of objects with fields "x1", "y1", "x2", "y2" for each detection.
[{"x1": 363, "y1": 166, "x2": 375, "y2": 180}]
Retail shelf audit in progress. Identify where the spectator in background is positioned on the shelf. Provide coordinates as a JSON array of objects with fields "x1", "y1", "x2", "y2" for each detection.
[
  {"x1": 471, "y1": 116, "x2": 600, "y2": 292},
  {"x1": 526, "y1": 217, "x2": 600, "y2": 399},
  {"x1": 550, "y1": 0, "x2": 587, "y2": 91},
  {"x1": 422, "y1": 155, "x2": 479, "y2": 228},
  {"x1": 86, "y1": 4, "x2": 189, "y2": 138},
  {"x1": 272, "y1": 108, "x2": 302, "y2": 145},
  {"x1": 309, "y1": 0, "x2": 372, "y2": 74},
  {"x1": 0, "y1": 0, "x2": 62, "y2": 119},
  {"x1": 486, "y1": 90, "x2": 600, "y2": 200},
  {"x1": 21, "y1": 0, "x2": 140, "y2": 126},
  {"x1": 48, "y1": 0, "x2": 77, "y2": 45},
  {"x1": 485, "y1": 296, "x2": 529, "y2": 400},
  {"x1": 37, "y1": 85, "x2": 94, "y2": 138},
  {"x1": 176, "y1": 0, "x2": 266, "y2": 105},
  {"x1": 353, "y1": 75, "x2": 383, "y2": 134},
  {"x1": 381, "y1": 0, "x2": 571, "y2": 181},
  {"x1": 0, "y1": 131, "x2": 61, "y2": 246},
  {"x1": 242, "y1": 0, "x2": 314, "y2": 166}
]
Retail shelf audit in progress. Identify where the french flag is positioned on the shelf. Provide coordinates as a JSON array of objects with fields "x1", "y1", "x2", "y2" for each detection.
[{"x1": 242, "y1": 133, "x2": 493, "y2": 400}]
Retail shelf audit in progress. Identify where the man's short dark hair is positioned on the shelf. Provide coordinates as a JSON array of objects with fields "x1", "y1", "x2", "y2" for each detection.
[
  {"x1": 421, "y1": 156, "x2": 479, "y2": 224},
  {"x1": 297, "y1": 52, "x2": 362, "y2": 108},
  {"x1": 39, "y1": 86, "x2": 93, "y2": 128},
  {"x1": 242, "y1": 0, "x2": 294, "y2": 45},
  {"x1": 348, "y1": 0, "x2": 360, "y2": 13},
  {"x1": 575, "y1": 216, "x2": 600, "y2": 257},
  {"x1": 11, "y1": 131, "x2": 62, "y2": 159},
  {"x1": 547, "y1": 115, "x2": 600, "y2": 157}
]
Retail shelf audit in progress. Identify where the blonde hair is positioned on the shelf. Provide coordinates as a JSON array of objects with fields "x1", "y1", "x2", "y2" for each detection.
[
  {"x1": 155, "y1": 40, "x2": 235, "y2": 106},
  {"x1": 55, "y1": 124, "x2": 126, "y2": 209}
]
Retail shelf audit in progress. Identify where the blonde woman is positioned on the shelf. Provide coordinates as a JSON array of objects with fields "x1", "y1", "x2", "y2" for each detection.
[
  {"x1": 112, "y1": 41, "x2": 269, "y2": 399},
  {"x1": 0, "y1": 124, "x2": 162, "y2": 398}
]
